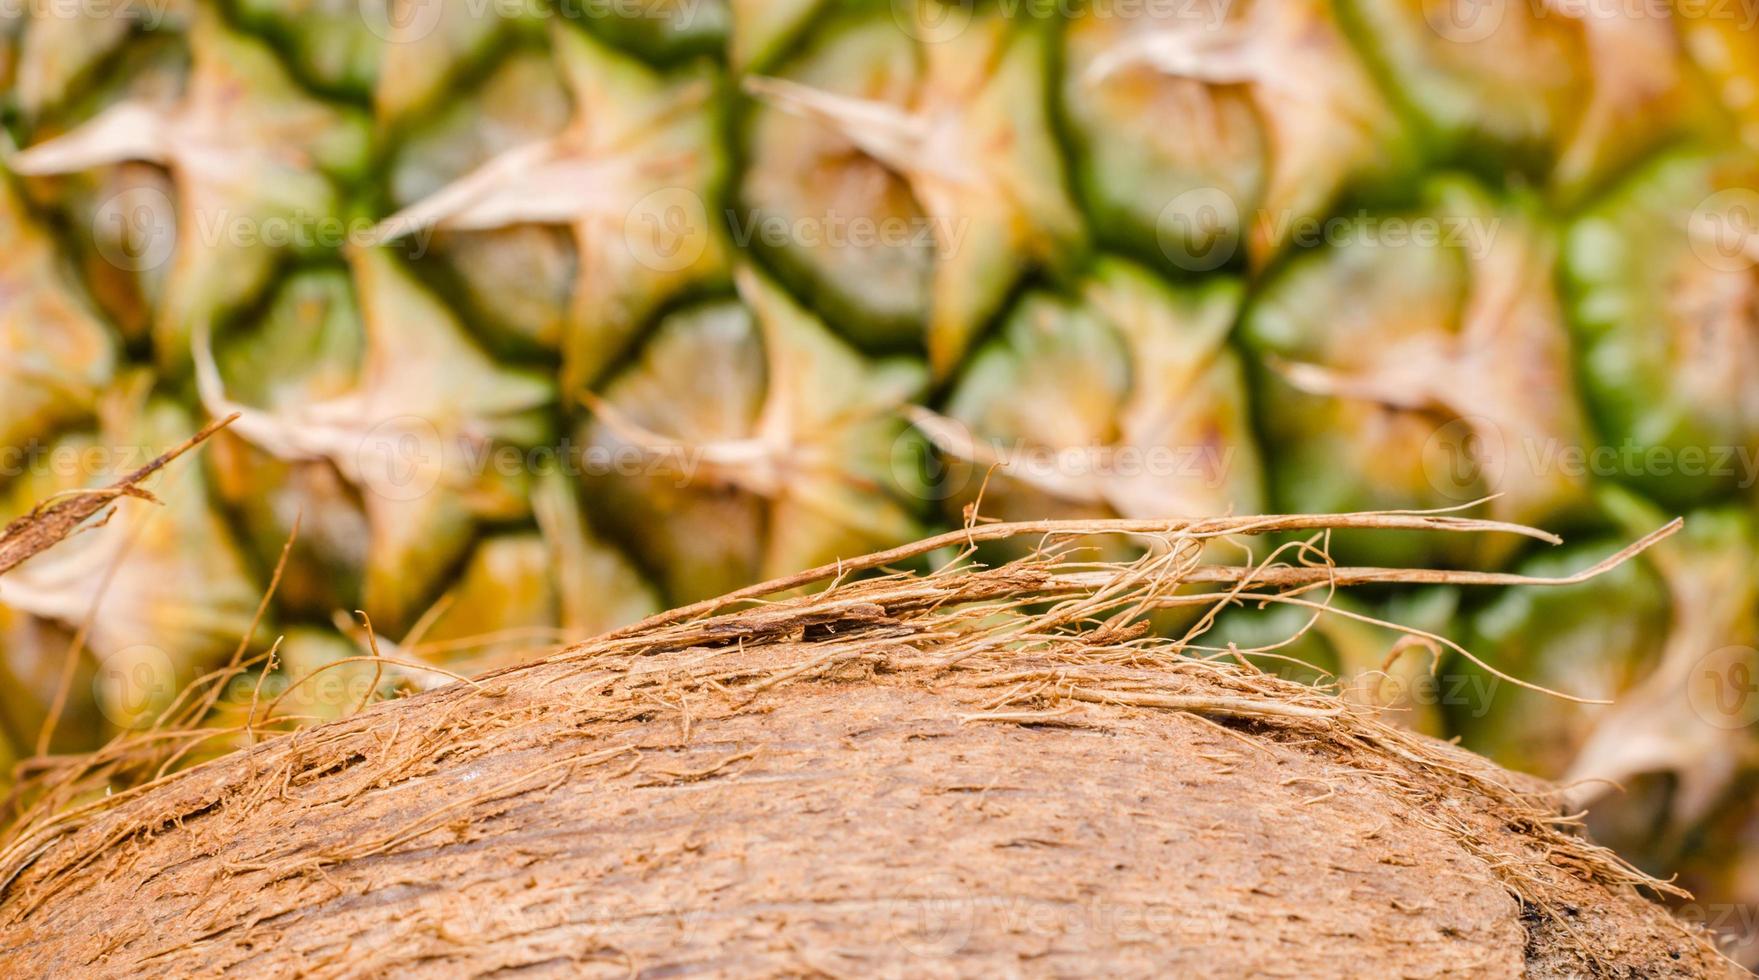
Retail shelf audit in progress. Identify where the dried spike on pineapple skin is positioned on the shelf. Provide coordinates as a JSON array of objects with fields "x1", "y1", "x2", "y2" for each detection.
[
  {"x1": 201, "y1": 270, "x2": 369, "y2": 619},
  {"x1": 553, "y1": 23, "x2": 730, "y2": 389},
  {"x1": 1343, "y1": 0, "x2": 1711, "y2": 198},
  {"x1": 373, "y1": 0, "x2": 535, "y2": 126},
  {"x1": 1543, "y1": 0, "x2": 1719, "y2": 201},
  {"x1": 927, "y1": 259, "x2": 1262, "y2": 573},
  {"x1": 583, "y1": 269, "x2": 928, "y2": 606},
  {"x1": 1563, "y1": 500, "x2": 1759, "y2": 832},
  {"x1": 0, "y1": 398, "x2": 262, "y2": 733},
  {"x1": 383, "y1": 49, "x2": 576, "y2": 350},
  {"x1": 379, "y1": 23, "x2": 730, "y2": 389},
  {"x1": 583, "y1": 300, "x2": 768, "y2": 604},
  {"x1": 192, "y1": 248, "x2": 554, "y2": 636},
  {"x1": 1064, "y1": 0, "x2": 1408, "y2": 269},
  {"x1": 739, "y1": 6, "x2": 1083, "y2": 372},
  {"x1": 736, "y1": 15, "x2": 928, "y2": 350},
  {"x1": 1241, "y1": 180, "x2": 1593, "y2": 570},
  {"x1": 1342, "y1": 0, "x2": 1588, "y2": 167},
  {"x1": 12, "y1": 12, "x2": 371, "y2": 373},
  {"x1": 9, "y1": 0, "x2": 191, "y2": 121},
  {"x1": 343, "y1": 247, "x2": 556, "y2": 635}
]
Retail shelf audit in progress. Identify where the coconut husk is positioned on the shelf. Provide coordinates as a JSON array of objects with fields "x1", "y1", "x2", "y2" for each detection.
[{"x1": 0, "y1": 510, "x2": 1735, "y2": 977}]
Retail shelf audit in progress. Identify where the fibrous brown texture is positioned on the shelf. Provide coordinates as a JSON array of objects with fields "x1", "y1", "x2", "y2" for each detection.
[{"x1": 0, "y1": 512, "x2": 1733, "y2": 977}]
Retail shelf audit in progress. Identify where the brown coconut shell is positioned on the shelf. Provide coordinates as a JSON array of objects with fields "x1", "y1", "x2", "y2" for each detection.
[{"x1": 0, "y1": 514, "x2": 1735, "y2": 977}]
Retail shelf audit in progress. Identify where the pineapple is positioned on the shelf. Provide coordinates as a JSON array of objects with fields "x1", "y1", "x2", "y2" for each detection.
[{"x1": 2, "y1": 0, "x2": 1759, "y2": 957}]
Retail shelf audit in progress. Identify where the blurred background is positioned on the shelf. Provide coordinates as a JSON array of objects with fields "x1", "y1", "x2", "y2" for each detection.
[{"x1": 2, "y1": 0, "x2": 1758, "y2": 961}]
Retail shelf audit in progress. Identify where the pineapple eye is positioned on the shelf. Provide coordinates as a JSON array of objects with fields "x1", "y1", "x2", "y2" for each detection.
[
  {"x1": 737, "y1": 7, "x2": 1083, "y2": 376},
  {"x1": 582, "y1": 270, "x2": 927, "y2": 607},
  {"x1": 929, "y1": 259, "x2": 1262, "y2": 569},
  {"x1": 378, "y1": 26, "x2": 731, "y2": 392},
  {"x1": 0, "y1": 182, "x2": 117, "y2": 457},
  {"x1": 1062, "y1": 0, "x2": 1409, "y2": 272},
  {"x1": 1241, "y1": 180, "x2": 1592, "y2": 569},
  {"x1": 1563, "y1": 150, "x2": 1759, "y2": 507}
]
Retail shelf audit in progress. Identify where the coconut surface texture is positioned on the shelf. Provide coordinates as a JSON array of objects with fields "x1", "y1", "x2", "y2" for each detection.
[{"x1": 0, "y1": 514, "x2": 1732, "y2": 978}]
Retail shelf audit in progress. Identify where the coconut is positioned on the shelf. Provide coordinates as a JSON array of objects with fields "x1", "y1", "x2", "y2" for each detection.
[{"x1": 0, "y1": 510, "x2": 1730, "y2": 976}]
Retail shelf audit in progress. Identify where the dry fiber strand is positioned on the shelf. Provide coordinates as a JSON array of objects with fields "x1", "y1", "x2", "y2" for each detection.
[
  {"x1": 0, "y1": 509, "x2": 1737, "y2": 977},
  {"x1": 0, "y1": 413, "x2": 235, "y2": 578}
]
